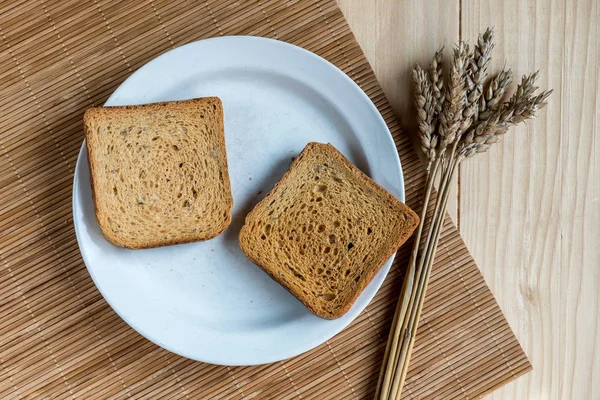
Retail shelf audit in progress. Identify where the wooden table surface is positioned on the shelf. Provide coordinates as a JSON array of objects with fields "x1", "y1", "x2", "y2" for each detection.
[{"x1": 339, "y1": 1, "x2": 599, "y2": 399}]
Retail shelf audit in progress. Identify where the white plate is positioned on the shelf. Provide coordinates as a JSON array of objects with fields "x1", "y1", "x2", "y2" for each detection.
[{"x1": 73, "y1": 36, "x2": 404, "y2": 366}]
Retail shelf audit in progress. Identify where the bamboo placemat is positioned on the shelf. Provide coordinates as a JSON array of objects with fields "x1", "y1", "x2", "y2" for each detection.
[{"x1": 0, "y1": 1, "x2": 531, "y2": 398}]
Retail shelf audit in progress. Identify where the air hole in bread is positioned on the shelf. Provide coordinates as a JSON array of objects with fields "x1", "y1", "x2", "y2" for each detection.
[
  {"x1": 328, "y1": 234, "x2": 336, "y2": 244},
  {"x1": 192, "y1": 188, "x2": 198, "y2": 198},
  {"x1": 307, "y1": 224, "x2": 314, "y2": 231},
  {"x1": 333, "y1": 221, "x2": 340, "y2": 228},
  {"x1": 172, "y1": 144, "x2": 179, "y2": 151},
  {"x1": 317, "y1": 267, "x2": 324, "y2": 274},
  {"x1": 113, "y1": 186, "x2": 118, "y2": 196},
  {"x1": 345, "y1": 269, "x2": 351, "y2": 277},
  {"x1": 151, "y1": 136, "x2": 160, "y2": 141},
  {"x1": 324, "y1": 247, "x2": 330, "y2": 254},
  {"x1": 318, "y1": 225, "x2": 325, "y2": 233},
  {"x1": 316, "y1": 197, "x2": 323, "y2": 202},
  {"x1": 367, "y1": 227, "x2": 373, "y2": 235},
  {"x1": 179, "y1": 162, "x2": 183, "y2": 168},
  {"x1": 313, "y1": 184, "x2": 327, "y2": 193},
  {"x1": 183, "y1": 200, "x2": 190, "y2": 207},
  {"x1": 321, "y1": 293, "x2": 336, "y2": 301},
  {"x1": 333, "y1": 176, "x2": 343, "y2": 183},
  {"x1": 261, "y1": 234, "x2": 266, "y2": 240},
  {"x1": 335, "y1": 208, "x2": 341, "y2": 214},
  {"x1": 347, "y1": 242, "x2": 354, "y2": 250},
  {"x1": 265, "y1": 224, "x2": 272, "y2": 235},
  {"x1": 314, "y1": 176, "x2": 320, "y2": 181},
  {"x1": 354, "y1": 274, "x2": 361, "y2": 283}
]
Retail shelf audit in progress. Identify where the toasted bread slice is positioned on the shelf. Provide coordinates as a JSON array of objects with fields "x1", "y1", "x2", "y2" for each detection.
[
  {"x1": 84, "y1": 97, "x2": 233, "y2": 249},
  {"x1": 239, "y1": 142, "x2": 418, "y2": 319}
]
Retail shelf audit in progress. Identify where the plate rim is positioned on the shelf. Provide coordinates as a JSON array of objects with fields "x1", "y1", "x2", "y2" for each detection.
[{"x1": 73, "y1": 36, "x2": 405, "y2": 365}]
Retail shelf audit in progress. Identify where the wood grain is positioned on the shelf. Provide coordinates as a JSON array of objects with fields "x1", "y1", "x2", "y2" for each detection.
[
  {"x1": 341, "y1": 0, "x2": 599, "y2": 398},
  {"x1": 460, "y1": 1, "x2": 600, "y2": 399},
  {"x1": 338, "y1": 0, "x2": 459, "y2": 223}
]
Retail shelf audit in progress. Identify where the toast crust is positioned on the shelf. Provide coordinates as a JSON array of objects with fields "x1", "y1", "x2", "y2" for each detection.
[
  {"x1": 84, "y1": 97, "x2": 232, "y2": 249},
  {"x1": 239, "y1": 142, "x2": 418, "y2": 319}
]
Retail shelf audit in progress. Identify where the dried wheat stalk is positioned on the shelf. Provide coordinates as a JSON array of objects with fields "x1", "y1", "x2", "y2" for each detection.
[
  {"x1": 375, "y1": 27, "x2": 552, "y2": 400},
  {"x1": 429, "y1": 48, "x2": 444, "y2": 114}
]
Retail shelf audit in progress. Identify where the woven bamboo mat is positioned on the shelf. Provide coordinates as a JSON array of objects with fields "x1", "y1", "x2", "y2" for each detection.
[{"x1": 0, "y1": 1, "x2": 531, "y2": 399}]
